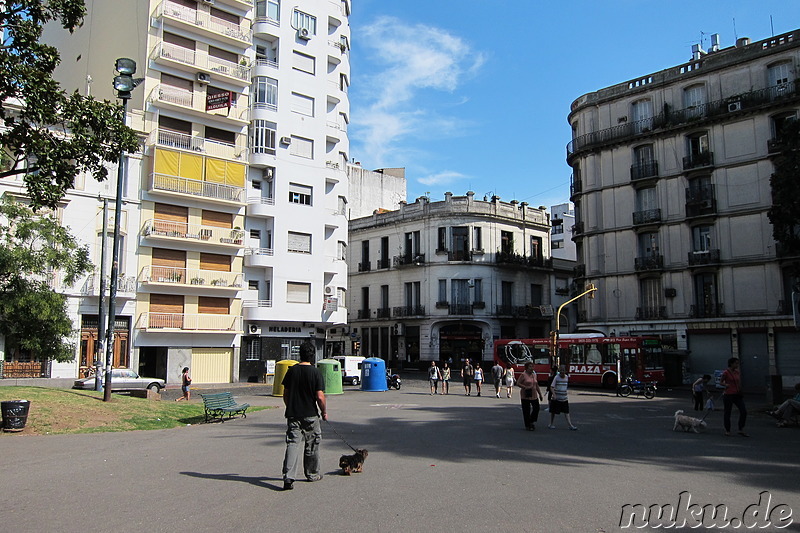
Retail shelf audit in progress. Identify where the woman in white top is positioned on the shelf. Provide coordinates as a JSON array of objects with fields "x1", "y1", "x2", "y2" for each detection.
[{"x1": 473, "y1": 365, "x2": 484, "y2": 397}]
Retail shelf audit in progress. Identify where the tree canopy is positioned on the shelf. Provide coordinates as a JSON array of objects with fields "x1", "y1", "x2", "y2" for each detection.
[
  {"x1": 0, "y1": 0, "x2": 139, "y2": 209},
  {"x1": 767, "y1": 119, "x2": 800, "y2": 264},
  {"x1": 0, "y1": 197, "x2": 92, "y2": 362}
]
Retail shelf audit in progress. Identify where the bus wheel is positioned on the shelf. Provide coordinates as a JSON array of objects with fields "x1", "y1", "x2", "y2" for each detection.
[{"x1": 602, "y1": 374, "x2": 616, "y2": 389}]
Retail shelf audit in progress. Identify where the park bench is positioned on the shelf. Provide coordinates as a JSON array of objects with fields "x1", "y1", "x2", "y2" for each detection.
[{"x1": 200, "y1": 392, "x2": 250, "y2": 423}]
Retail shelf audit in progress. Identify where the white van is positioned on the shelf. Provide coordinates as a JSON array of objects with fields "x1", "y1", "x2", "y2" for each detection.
[{"x1": 334, "y1": 356, "x2": 365, "y2": 385}]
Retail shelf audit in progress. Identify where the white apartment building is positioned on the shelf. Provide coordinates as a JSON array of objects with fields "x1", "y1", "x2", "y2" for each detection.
[
  {"x1": 5, "y1": 0, "x2": 351, "y2": 383},
  {"x1": 347, "y1": 192, "x2": 554, "y2": 368},
  {"x1": 566, "y1": 30, "x2": 799, "y2": 390},
  {"x1": 550, "y1": 202, "x2": 576, "y2": 261}
]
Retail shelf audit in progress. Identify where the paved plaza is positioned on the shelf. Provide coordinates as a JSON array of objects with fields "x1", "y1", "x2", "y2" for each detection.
[{"x1": 1, "y1": 376, "x2": 798, "y2": 532}]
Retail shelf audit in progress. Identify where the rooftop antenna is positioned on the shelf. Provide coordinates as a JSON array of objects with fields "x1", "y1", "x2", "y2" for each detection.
[
  {"x1": 770, "y1": 15, "x2": 775, "y2": 37},
  {"x1": 733, "y1": 18, "x2": 738, "y2": 41}
]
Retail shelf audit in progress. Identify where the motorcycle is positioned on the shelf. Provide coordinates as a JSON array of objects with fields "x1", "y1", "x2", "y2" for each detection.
[
  {"x1": 618, "y1": 377, "x2": 656, "y2": 399},
  {"x1": 386, "y1": 371, "x2": 401, "y2": 390}
]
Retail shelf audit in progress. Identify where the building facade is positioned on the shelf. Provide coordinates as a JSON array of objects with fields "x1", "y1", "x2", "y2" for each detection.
[
  {"x1": 566, "y1": 30, "x2": 800, "y2": 390},
  {"x1": 347, "y1": 192, "x2": 556, "y2": 368},
  {"x1": 4, "y1": 0, "x2": 351, "y2": 383}
]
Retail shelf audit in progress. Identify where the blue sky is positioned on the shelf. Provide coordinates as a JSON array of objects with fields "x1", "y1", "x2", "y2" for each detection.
[{"x1": 347, "y1": 1, "x2": 800, "y2": 209}]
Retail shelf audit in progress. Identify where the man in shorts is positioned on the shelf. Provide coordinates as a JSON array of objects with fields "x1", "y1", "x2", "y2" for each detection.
[{"x1": 548, "y1": 366, "x2": 577, "y2": 430}]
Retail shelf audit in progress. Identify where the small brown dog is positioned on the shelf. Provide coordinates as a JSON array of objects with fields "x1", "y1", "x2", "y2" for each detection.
[{"x1": 339, "y1": 449, "x2": 368, "y2": 475}]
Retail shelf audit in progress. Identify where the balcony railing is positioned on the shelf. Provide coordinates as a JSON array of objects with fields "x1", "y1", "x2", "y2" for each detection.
[
  {"x1": 394, "y1": 253, "x2": 426, "y2": 267},
  {"x1": 148, "y1": 128, "x2": 245, "y2": 160},
  {"x1": 159, "y1": 1, "x2": 252, "y2": 44},
  {"x1": 138, "y1": 312, "x2": 242, "y2": 332},
  {"x1": 448, "y1": 304, "x2": 473, "y2": 315},
  {"x1": 683, "y1": 151, "x2": 714, "y2": 171},
  {"x1": 636, "y1": 306, "x2": 667, "y2": 320},
  {"x1": 685, "y1": 184, "x2": 716, "y2": 218},
  {"x1": 447, "y1": 250, "x2": 472, "y2": 262},
  {"x1": 357, "y1": 262, "x2": 371, "y2": 272},
  {"x1": 376, "y1": 307, "x2": 391, "y2": 319},
  {"x1": 149, "y1": 173, "x2": 245, "y2": 204},
  {"x1": 139, "y1": 266, "x2": 243, "y2": 288},
  {"x1": 393, "y1": 305, "x2": 425, "y2": 317},
  {"x1": 634, "y1": 254, "x2": 664, "y2": 271},
  {"x1": 570, "y1": 173, "x2": 582, "y2": 197},
  {"x1": 630, "y1": 160, "x2": 659, "y2": 181},
  {"x1": 688, "y1": 249, "x2": 721, "y2": 265},
  {"x1": 572, "y1": 222, "x2": 585, "y2": 236},
  {"x1": 81, "y1": 275, "x2": 137, "y2": 296},
  {"x1": 567, "y1": 81, "x2": 798, "y2": 160},
  {"x1": 690, "y1": 303, "x2": 724, "y2": 318},
  {"x1": 149, "y1": 85, "x2": 249, "y2": 122},
  {"x1": 356, "y1": 308, "x2": 371, "y2": 319},
  {"x1": 632, "y1": 208, "x2": 662, "y2": 225},
  {"x1": 495, "y1": 251, "x2": 552, "y2": 269},
  {"x1": 151, "y1": 42, "x2": 250, "y2": 82},
  {"x1": 142, "y1": 219, "x2": 244, "y2": 247}
]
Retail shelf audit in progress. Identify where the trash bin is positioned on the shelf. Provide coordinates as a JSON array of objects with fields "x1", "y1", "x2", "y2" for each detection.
[
  {"x1": 272, "y1": 359, "x2": 299, "y2": 397},
  {"x1": 317, "y1": 359, "x2": 344, "y2": 395},
  {"x1": 361, "y1": 357, "x2": 387, "y2": 392},
  {"x1": 1, "y1": 400, "x2": 31, "y2": 432}
]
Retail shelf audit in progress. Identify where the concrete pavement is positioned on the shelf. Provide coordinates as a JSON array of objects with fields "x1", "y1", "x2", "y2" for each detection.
[{"x1": 1, "y1": 376, "x2": 798, "y2": 532}]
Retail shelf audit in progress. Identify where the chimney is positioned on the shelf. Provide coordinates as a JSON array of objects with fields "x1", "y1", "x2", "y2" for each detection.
[
  {"x1": 691, "y1": 44, "x2": 705, "y2": 61},
  {"x1": 736, "y1": 37, "x2": 751, "y2": 48},
  {"x1": 710, "y1": 33, "x2": 720, "y2": 52},
  {"x1": 444, "y1": 192, "x2": 453, "y2": 203}
]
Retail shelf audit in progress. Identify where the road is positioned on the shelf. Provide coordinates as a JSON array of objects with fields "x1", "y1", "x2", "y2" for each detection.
[{"x1": 1, "y1": 376, "x2": 798, "y2": 532}]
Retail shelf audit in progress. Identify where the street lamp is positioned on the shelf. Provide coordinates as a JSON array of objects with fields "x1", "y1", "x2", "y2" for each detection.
[{"x1": 103, "y1": 58, "x2": 143, "y2": 402}]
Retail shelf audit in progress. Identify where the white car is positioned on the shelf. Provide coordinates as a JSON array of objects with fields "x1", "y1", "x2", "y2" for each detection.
[{"x1": 73, "y1": 368, "x2": 165, "y2": 392}]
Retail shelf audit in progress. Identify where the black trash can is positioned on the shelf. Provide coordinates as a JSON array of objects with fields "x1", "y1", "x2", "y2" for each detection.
[{"x1": 1, "y1": 400, "x2": 31, "y2": 432}]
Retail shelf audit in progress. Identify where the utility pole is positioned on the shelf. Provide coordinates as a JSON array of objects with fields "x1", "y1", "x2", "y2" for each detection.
[{"x1": 95, "y1": 198, "x2": 108, "y2": 391}]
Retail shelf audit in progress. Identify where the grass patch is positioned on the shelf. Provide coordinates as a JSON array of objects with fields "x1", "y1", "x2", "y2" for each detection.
[{"x1": 0, "y1": 387, "x2": 270, "y2": 435}]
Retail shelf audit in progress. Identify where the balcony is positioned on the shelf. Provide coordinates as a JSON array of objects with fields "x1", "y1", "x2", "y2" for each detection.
[
  {"x1": 570, "y1": 173, "x2": 582, "y2": 197},
  {"x1": 447, "y1": 250, "x2": 472, "y2": 262},
  {"x1": 357, "y1": 308, "x2": 371, "y2": 319},
  {"x1": 139, "y1": 266, "x2": 242, "y2": 290},
  {"x1": 242, "y1": 300, "x2": 273, "y2": 321},
  {"x1": 150, "y1": 42, "x2": 250, "y2": 86},
  {"x1": 148, "y1": 173, "x2": 245, "y2": 205},
  {"x1": 495, "y1": 251, "x2": 552, "y2": 270},
  {"x1": 632, "y1": 208, "x2": 662, "y2": 226},
  {"x1": 147, "y1": 128, "x2": 246, "y2": 161},
  {"x1": 158, "y1": 1, "x2": 252, "y2": 47},
  {"x1": 137, "y1": 312, "x2": 242, "y2": 332},
  {"x1": 393, "y1": 305, "x2": 425, "y2": 317},
  {"x1": 376, "y1": 307, "x2": 391, "y2": 319},
  {"x1": 448, "y1": 304, "x2": 473, "y2": 315},
  {"x1": 572, "y1": 221, "x2": 585, "y2": 236},
  {"x1": 142, "y1": 219, "x2": 244, "y2": 249},
  {"x1": 634, "y1": 254, "x2": 664, "y2": 271},
  {"x1": 630, "y1": 160, "x2": 659, "y2": 181},
  {"x1": 375, "y1": 258, "x2": 390, "y2": 270},
  {"x1": 685, "y1": 185, "x2": 716, "y2": 218},
  {"x1": 767, "y1": 137, "x2": 786, "y2": 155},
  {"x1": 690, "y1": 303, "x2": 724, "y2": 318},
  {"x1": 246, "y1": 196, "x2": 275, "y2": 218},
  {"x1": 148, "y1": 85, "x2": 249, "y2": 125},
  {"x1": 573, "y1": 264, "x2": 586, "y2": 278},
  {"x1": 688, "y1": 249, "x2": 721, "y2": 266},
  {"x1": 393, "y1": 253, "x2": 426, "y2": 267},
  {"x1": 81, "y1": 275, "x2": 137, "y2": 298},
  {"x1": 636, "y1": 306, "x2": 667, "y2": 320},
  {"x1": 357, "y1": 262, "x2": 371, "y2": 272},
  {"x1": 682, "y1": 151, "x2": 714, "y2": 171},
  {"x1": 244, "y1": 248, "x2": 274, "y2": 268}
]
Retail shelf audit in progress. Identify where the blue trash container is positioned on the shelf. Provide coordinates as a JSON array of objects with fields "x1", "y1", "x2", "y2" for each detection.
[{"x1": 360, "y1": 357, "x2": 387, "y2": 392}]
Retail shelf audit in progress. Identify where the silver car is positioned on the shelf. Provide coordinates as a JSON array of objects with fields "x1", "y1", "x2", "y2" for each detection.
[{"x1": 73, "y1": 368, "x2": 165, "y2": 392}]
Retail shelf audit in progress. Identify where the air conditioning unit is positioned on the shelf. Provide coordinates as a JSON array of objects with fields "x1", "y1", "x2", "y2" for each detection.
[
  {"x1": 324, "y1": 286, "x2": 334, "y2": 295},
  {"x1": 727, "y1": 101, "x2": 742, "y2": 112},
  {"x1": 196, "y1": 72, "x2": 210, "y2": 84},
  {"x1": 280, "y1": 136, "x2": 292, "y2": 145},
  {"x1": 262, "y1": 167, "x2": 274, "y2": 180},
  {"x1": 248, "y1": 324, "x2": 261, "y2": 335},
  {"x1": 297, "y1": 28, "x2": 311, "y2": 40}
]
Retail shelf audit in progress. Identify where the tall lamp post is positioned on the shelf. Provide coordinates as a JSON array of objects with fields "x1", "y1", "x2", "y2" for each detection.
[
  {"x1": 104, "y1": 58, "x2": 142, "y2": 402},
  {"x1": 550, "y1": 283, "x2": 596, "y2": 369}
]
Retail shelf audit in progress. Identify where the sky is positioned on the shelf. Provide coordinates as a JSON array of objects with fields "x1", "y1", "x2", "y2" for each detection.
[{"x1": 347, "y1": 1, "x2": 800, "y2": 209}]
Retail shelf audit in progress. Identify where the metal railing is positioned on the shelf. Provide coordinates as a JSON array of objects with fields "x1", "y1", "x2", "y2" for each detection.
[
  {"x1": 152, "y1": 42, "x2": 250, "y2": 81},
  {"x1": 141, "y1": 219, "x2": 245, "y2": 246},
  {"x1": 632, "y1": 208, "x2": 662, "y2": 225},
  {"x1": 148, "y1": 128, "x2": 245, "y2": 160},
  {"x1": 138, "y1": 312, "x2": 242, "y2": 331},
  {"x1": 159, "y1": 0, "x2": 252, "y2": 43},
  {"x1": 634, "y1": 254, "x2": 664, "y2": 271},
  {"x1": 139, "y1": 266, "x2": 243, "y2": 288},
  {"x1": 149, "y1": 173, "x2": 244, "y2": 203}
]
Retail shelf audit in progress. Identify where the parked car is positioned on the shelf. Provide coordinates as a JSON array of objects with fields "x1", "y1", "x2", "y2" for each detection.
[{"x1": 73, "y1": 368, "x2": 165, "y2": 392}]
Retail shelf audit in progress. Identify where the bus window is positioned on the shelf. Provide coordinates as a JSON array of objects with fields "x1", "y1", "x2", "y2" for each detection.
[
  {"x1": 643, "y1": 347, "x2": 662, "y2": 369},
  {"x1": 586, "y1": 344, "x2": 602, "y2": 364},
  {"x1": 567, "y1": 345, "x2": 584, "y2": 365},
  {"x1": 604, "y1": 343, "x2": 620, "y2": 365},
  {"x1": 532, "y1": 344, "x2": 550, "y2": 365}
]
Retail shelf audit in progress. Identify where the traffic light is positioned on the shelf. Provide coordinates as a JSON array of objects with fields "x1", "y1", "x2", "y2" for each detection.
[
  {"x1": 353, "y1": 341, "x2": 360, "y2": 354},
  {"x1": 112, "y1": 58, "x2": 143, "y2": 100},
  {"x1": 550, "y1": 330, "x2": 558, "y2": 363},
  {"x1": 587, "y1": 283, "x2": 596, "y2": 299}
]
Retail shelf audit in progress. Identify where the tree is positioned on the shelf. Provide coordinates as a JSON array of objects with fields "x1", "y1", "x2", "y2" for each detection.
[
  {"x1": 0, "y1": 0, "x2": 139, "y2": 209},
  {"x1": 767, "y1": 119, "x2": 800, "y2": 262},
  {"x1": 0, "y1": 197, "x2": 92, "y2": 362}
]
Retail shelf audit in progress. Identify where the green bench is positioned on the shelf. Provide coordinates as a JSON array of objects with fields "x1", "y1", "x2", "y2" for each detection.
[{"x1": 200, "y1": 392, "x2": 250, "y2": 423}]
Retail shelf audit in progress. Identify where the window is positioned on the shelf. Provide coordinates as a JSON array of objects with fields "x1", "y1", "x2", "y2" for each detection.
[
  {"x1": 638, "y1": 232, "x2": 660, "y2": 257},
  {"x1": 438, "y1": 279, "x2": 447, "y2": 304},
  {"x1": 404, "y1": 231, "x2": 421, "y2": 258},
  {"x1": 452, "y1": 226, "x2": 469, "y2": 259},
  {"x1": 553, "y1": 223, "x2": 564, "y2": 235},
  {"x1": 632, "y1": 144, "x2": 656, "y2": 179},
  {"x1": 292, "y1": 9, "x2": 316, "y2": 34},
  {"x1": 254, "y1": 77, "x2": 278, "y2": 110},
  {"x1": 768, "y1": 61, "x2": 792, "y2": 87},
  {"x1": 692, "y1": 225, "x2": 713, "y2": 252},
  {"x1": 288, "y1": 183, "x2": 312, "y2": 205},
  {"x1": 683, "y1": 84, "x2": 706, "y2": 118},
  {"x1": 252, "y1": 120, "x2": 276, "y2": 154},
  {"x1": 473, "y1": 226, "x2": 483, "y2": 251},
  {"x1": 245, "y1": 337, "x2": 261, "y2": 360},
  {"x1": 694, "y1": 273, "x2": 718, "y2": 317},
  {"x1": 640, "y1": 278, "x2": 663, "y2": 317},
  {"x1": 636, "y1": 187, "x2": 657, "y2": 212},
  {"x1": 473, "y1": 279, "x2": 483, "y2": 303},
  {"x1": 287, "y1": 231, "x2": 311, "y2": 253},
  {"x1": 771, "y1": 112, "x2": 797, "y2": 140},
  {"x1": 256, "y1": 44, "x2": 278, "y2": 66},
  {"x1": 437, "y1": 227, "x2": 447, "y2": 252},
  {"x1": 404, "y1": 281, "x2": 421, "y2": 308},
  {"x1": 501, "y1": 281, "x2": 514, "y2": 307},
  {"x1": 248, "y1": 280, "x2": 259, "y2": 291},
  {"x1": 529, "y1": 236, "x2": 542, "y2": 260},
  {"x1": 380, "y1": 285, "x2": 389, "y2": 310},
  {"x1": 688, "y1": 132, "x2": 709, "y2": 156},
  {"x1": 361, "y1": 286, "x2": 369, "y2": 313},
  {"x1": 287, "y1": 282, "x2": 311, "y2": 303},
  {"x1": 252, "y1": 180, "x2": 261, "y2": 190},
  {"x1": 451, "y1": 279, "x2": 469, "y2": 308},
  {"x1": 501, "y1": 231, "x2": 514, "y2": 254},
  {"x1": 337, "y1": 241, "x2": 346, "y2": 261},
  {"x1": 290, "y1": 92, "x2": 314, "y2": 116},
  {"x1": 361, "y1": 239, "x2": 369, "y2": 265},
  {"x1": 530, "y1": 284, "x2": 543, "y2": 306},
  {"x1": 631, "y1": 99, "x2": 653, "y2": 133},
  {"x1": 250, "y1": 229, "x2": 260, "y2": 239},
  {"x1": 256, "y1": 0, "x2": 280, "y2": 21},
  {"x1": 552, "y1": 240, "x2": 564, "y2": 249},
  {"x1": 292, "y1": 51, "x2": 315, "y2": 74},
  {"x1": 290, "y1": 135, "x2": 313, "y2": 159}
]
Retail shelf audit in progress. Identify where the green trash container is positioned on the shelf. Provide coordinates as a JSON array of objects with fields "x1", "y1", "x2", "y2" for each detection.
[
  {"x1": 272, "y1": 359, "x2": 299, "y2": 397},
  {"x1": 317, "y1": 359, "x2": 344, "y2": 395}
]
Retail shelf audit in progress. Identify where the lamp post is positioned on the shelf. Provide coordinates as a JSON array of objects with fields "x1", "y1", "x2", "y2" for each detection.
[
  {"x1": 103, "y1": 58, "x2": 142, "y2": 401},
  {"x1": 549, "y1": 283, "x2": 597, "y2": 368}
]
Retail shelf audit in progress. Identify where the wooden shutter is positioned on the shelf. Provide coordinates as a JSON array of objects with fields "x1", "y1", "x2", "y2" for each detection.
[
  {"x1": 154, "y1": 203, "x2": 188, "y2": 223},
  {"x1": 201, "y1": 210, "x2": 232, "y2": 228},
  {"x1": 149, "y1": 294, "x2": 184, "y2": 313},
  {"x1": 152, "y1": 248, "x2": 186, "y2": 267},
  {"x1": 198, "y1": 296, "x2": 229, "y2": 314},
  {"x1": 200, "y1": 253, "x2": 231, "y2": 272}
]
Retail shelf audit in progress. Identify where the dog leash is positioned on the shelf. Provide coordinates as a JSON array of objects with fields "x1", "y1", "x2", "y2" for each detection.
[{"x1": 324, "y1": 418, "x2": 359, "y2": 453}]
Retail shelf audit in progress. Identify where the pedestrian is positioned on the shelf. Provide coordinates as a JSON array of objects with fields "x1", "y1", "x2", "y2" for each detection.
[
  {"x1": 473, "y1": 364, "x2": 484, "y2": 397},
  {"x1": 548, "y1": 366, "x2": 578, "y2": 430},
  {"x1": 720, "y1": 357, "x2": 748, "y2": 437},
  {"x1": 281, "y1": 342, "x2": 327, "y2": 491},
  {"x1": 692, "y1": 374, "x2": 711, "y2": 411},
  {"x1": 768, "y1": 383, "x2": 800, "y2": 428},
  {"x1": 461, "y1": 359, "x2": 474, "y2": 396},
  {"x1": 175, "y1": 367, "x2": 191, "y2": 401},
  {"x1": 491, "y1": 361, "x2": 505, "y2": 398},
  {"x1": 441, "y1": 362, "x2": 451, "y2": 395},
  {"x1": 517, "y1": 362, "x2": 544, "y2": 430},
  {"x1": 428, "y1": 361, "x2": 441, "y2": 395},
  {"x1": 503, "y1": 366, "x2": 515, "y2": 398}
]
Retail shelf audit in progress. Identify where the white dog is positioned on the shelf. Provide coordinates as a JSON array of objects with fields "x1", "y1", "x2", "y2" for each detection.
[{"x1": 673, "y1": 410, "x2": 708, "y2": 433}]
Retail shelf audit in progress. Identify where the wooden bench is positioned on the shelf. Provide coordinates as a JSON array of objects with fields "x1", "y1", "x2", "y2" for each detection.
[{"x1": 200, "y1": 392, "x2": 250, "y2": 423}]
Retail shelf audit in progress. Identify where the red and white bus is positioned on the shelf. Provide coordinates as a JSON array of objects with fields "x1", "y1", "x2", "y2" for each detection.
[{"x1": 493, "y1": 334, "x2": 665, "y2": 388}]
